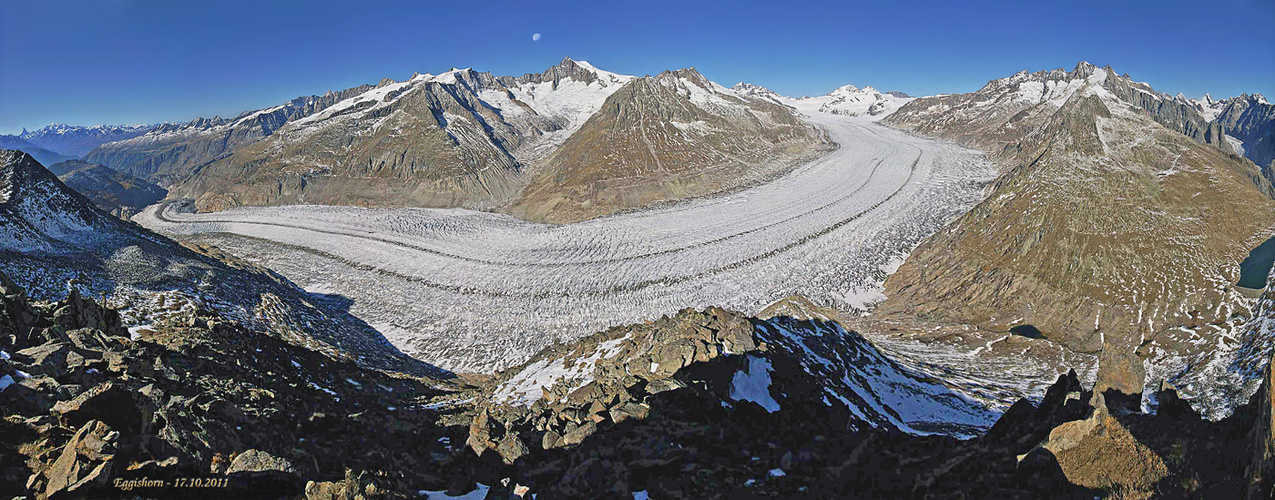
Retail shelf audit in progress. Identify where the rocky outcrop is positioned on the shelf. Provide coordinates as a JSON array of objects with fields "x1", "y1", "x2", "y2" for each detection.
[
  {"x1": 468, "y1": 308, "x2": 1001, "y2": 465},
  {"x1": 1035, "y1": 392, "x2": 1168, "y2": 497},
  {"x1": 41, "y1": 420, "x2": 118, "y2": 497},
  {"x1": 1247, "y1": 354, "x2": 1275, "y2": 499}
]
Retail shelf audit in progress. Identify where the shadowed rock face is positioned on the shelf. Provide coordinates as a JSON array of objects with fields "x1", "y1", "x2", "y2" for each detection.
[
  {"x1": 1214, "y1": 93, "x2": 1275, "y2": 175},
  {"x1": 879, "y1": 63, "x2": 1275, "y2": 398},
  {"x1": 49, "y1": 160, "x2": 166, "y2": 217},
  {"x1": 0, "y1": 272, "x2": 476, "y2": 500}
]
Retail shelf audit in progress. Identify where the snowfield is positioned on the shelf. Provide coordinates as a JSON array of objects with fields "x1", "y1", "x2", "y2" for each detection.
[{"x1": 137, "y1": 113, "x2": 998, "y2": 373}]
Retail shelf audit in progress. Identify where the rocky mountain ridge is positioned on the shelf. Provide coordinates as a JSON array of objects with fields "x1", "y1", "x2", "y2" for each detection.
[
  {"x1": 49, "y1": 160, "x2": 166, "y2": 218},
  {"x1": 84, "y1": 85, "x2": 375, "y2": 184},
  {"x1": 880, "y1": 62, "x2": 1275, "y2": 412}
]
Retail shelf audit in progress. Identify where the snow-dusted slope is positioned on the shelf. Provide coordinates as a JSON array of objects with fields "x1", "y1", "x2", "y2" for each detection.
[
  {"x1": 0, "y1": 149, "x2": 434, "y2": 375},
  {"x1": 755, "y1": 317, "x2": 998, "y2": 437}
]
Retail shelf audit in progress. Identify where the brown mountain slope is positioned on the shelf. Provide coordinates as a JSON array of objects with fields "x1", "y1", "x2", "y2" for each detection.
[
  {"x1": 174, "y1": 69, "x2": 541, "y2": 212},
  {"x1": 510, "y1": 68, "x2": 830, "y2": 223},
  {"x1": 877, "y1": 63, "x2": 1275, "y2": 394}
]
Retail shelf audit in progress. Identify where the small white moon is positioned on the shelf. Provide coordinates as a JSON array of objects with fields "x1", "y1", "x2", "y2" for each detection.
[{"x1": 532, "y1": 33, "x2": 541, "y2": 41}]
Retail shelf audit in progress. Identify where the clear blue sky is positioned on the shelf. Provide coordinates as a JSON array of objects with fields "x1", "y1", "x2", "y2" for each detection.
[{"x1": 2, "y1": 0, "x2": 1272, "y2": 135}]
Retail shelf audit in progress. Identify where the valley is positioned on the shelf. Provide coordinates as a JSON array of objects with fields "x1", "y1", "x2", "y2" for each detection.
[{"x1": 136, "y1": 113, "x2": 1002, "y2": 377}]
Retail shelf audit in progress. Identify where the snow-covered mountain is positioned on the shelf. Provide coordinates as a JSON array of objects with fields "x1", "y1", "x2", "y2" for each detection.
[
  {"x1": 798, "y1": 84, "x2": 914, "y2": 117},
  {"x1": 732, "y1": 82, "x2": 915, "y2": 118},
  {"x1": 729, "y1": 82, "x2": 787, "y2": 106},
  {"x1": 135, "y1": 59, "x2": 826, "y2": 224},
  {"x1": 1190, "y1": 93, "x2": 1230, "y2": 122},
  {"x1": 511, "y1": 67, "x2": 829, "y2": 222},
  {"x1": 18, "y1": 123, "x2": 153, "y2": 158},
  {"x1": 1207, "y1": 93, "x2": 1274, "y2": 171},
  {"x1": 172, "y1": 58, "x2": 639, "y2": 214}
]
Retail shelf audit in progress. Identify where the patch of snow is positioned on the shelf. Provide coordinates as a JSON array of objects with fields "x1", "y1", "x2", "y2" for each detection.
[
  {"x1": 420, "y1": 483, "x2": 490, "y2": 499},
  {"x1": 729, "y1": 355, "x2": 781, "y2": 412},
  {"x1": 1225, "y1": 135, "x2": 1246, "y2": 157}
]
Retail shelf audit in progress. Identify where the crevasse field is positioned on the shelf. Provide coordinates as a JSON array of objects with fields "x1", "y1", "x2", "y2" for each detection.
[{"x1": 137, "y1": 114, "x2": 998, "y2": 373}]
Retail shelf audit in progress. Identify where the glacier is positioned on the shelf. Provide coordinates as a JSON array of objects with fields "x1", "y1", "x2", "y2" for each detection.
[{"x1": 136, "y1": 113, "x2": 998, "y2": 374}]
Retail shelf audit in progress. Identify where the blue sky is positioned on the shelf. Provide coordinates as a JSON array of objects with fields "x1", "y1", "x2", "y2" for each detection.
[{"x1": 1, "y1": 0, "x2": 1272, "y2": 134}]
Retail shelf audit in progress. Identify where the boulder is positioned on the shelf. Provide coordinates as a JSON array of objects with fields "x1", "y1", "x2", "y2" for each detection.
[
  {"x1": 562, "y1": 420, "x2": 597, "y2": 446},
  {"x1": 1039, "y1": 392, "x2": 1167, "y2": 495},
  {"x1": 542, "y1": 429, "x2": 563, "y2": 450},
  {"x1": 43, "y1": 419, "x2": 117, "y2": 497},
  {"x1": 227, "y1": 449, "x2": 297, "y2": 474},
  {"x1": 608, "y1": 401, "x2": 650, "y2": 424},
  {"x1": 51, "y1": 380, "x2": 140, "y2": 433},
  {"x1": 495, "y1": 435, "x2": 529, "y2": 464},
  {"x1": 16, "y1": 342, "x2": 72, "y2": 375}
]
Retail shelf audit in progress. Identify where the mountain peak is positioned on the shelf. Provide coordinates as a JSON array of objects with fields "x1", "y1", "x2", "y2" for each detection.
[{"x1": 515, "y1": 57, "x2": 630, "y2": 87}]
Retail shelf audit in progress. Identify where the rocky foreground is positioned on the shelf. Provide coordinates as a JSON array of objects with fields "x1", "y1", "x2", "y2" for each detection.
[{"x1": 2, "y1": 271, "x2": 1273, "y2": 499}]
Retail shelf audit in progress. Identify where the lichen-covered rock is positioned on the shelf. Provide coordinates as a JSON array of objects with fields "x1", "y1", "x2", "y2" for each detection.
[{"x1": 227, "y1": 449, "x2": 297, "y2": 475}]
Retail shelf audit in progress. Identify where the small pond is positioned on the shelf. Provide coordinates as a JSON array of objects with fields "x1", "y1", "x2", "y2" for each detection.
[{"x1": 1237, "y1": 235, "x2": 1275, "y2": 289}]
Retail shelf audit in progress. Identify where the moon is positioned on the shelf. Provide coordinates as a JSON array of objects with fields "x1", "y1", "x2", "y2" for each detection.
[{"x1": 532, "y1": 33, "x2": 541, "y2": 41}]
